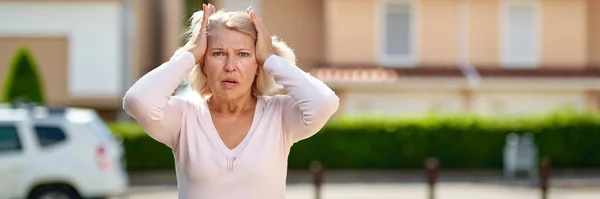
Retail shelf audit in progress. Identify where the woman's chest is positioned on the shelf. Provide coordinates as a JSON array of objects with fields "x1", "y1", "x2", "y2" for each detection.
[
  {"x1": 210, "y1": 112, "x2": 254, "y2": 151},
  {"x1": 179, "y1": 115, "x2": 288, "y2": 182}
]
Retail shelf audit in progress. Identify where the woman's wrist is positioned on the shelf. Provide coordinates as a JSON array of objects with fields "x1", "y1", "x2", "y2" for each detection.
[{"x1": 185, "y1": 45, "x2": 204, "y2": 64}]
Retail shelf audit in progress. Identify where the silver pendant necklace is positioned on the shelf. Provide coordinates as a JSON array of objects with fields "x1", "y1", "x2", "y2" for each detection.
[{"x1": 226, "y1": 156, "x2": 236, "y2": 172}]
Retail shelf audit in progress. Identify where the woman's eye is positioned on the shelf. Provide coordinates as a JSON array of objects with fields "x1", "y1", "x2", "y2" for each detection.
[
  {"x1": 240, "y1": 52, "x2": 249, "y2": 57},
  {"x1": 213, "y1": 52, "x2": 223, "y2": 56}
]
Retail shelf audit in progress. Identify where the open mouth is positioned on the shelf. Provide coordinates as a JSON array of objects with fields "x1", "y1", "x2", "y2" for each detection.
[{"x1": 221, "y1": 78, "x2": 239, "y2": 88}]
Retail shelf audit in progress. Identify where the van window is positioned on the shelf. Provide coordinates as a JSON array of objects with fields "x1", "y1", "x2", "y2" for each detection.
[
  {"x1": 0, "y1": 125, "x2": 22, "y2": 152},
  {"x1": 34, "y1": 126, "x2": 67, "y2": 147}
]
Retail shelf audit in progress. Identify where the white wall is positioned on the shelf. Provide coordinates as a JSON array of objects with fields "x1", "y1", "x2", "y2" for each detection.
[
  {"x1": 472, "y1": 91, "x2": 587, "y2": 115},
  {"x1": 341, "y1": 89, "x2": 588, "y2": 116},
  {"x1": 342, "y1": 90, "x2": 464, "y2": 116},
  {"x1": 0, "y1": 2, "x2": 124, "y2": 98}
]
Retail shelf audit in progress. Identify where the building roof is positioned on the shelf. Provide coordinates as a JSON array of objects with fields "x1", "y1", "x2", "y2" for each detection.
[{"x1": 310, "y1": 65, "x2": 600, "y2": 83}]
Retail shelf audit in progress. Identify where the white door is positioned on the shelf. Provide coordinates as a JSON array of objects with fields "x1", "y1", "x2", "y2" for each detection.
[{"x1": 0, "y1": 122, "x2": 27, "y2": 198}]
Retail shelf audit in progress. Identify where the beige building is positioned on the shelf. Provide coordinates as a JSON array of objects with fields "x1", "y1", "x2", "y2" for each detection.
[
  {"x1": 238, "y1": 0, "x2": 600, "y2": 116},
  {"x1": 2, "y1": 0, "x2": 599, "y2": 120}
]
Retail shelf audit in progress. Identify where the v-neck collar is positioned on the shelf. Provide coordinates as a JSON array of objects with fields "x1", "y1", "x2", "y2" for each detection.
[{"x1": 203, "y1": 96, "x2": 263, "y2": 157}]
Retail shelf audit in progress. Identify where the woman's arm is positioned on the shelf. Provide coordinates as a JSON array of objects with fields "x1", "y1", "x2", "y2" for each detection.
[
  {"x1": 263, "y1": 55, "x2": 340, "y2": 144},
  {"x1": 124, "y1": 3, "x2": 214, "y2": 149},
  {"x1": 122, "y1": 52, "x2": 196, "y2": 149},
  {"x1": 245, "y1": 7, "x2": 339, "y2": 144}
]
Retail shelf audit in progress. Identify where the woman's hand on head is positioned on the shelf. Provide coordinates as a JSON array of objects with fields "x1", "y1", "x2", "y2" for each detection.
[
  {"x1": 187, "y1": 3, "x2": 216, "y2": 64},
  {"x1": 247, "y1": 7, "x2": 275, "y2": 66}
]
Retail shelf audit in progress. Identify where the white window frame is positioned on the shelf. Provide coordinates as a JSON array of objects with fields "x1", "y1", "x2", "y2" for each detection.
[
  {"x1": 500, "y1": 0, "x2": 541, "y2": 68},
  {"x1": 377, "y1": 0, "x2": 419, "y2": 67}
]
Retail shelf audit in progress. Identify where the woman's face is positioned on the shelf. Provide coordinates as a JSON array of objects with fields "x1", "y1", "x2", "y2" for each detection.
[{"x1": 204, "y1": 27, "x2": 258, "y2": 100}]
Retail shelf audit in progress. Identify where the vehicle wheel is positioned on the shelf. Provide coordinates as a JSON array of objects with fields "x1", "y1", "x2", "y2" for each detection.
[{"x1": 28, "y1": 184, "x2": 82, "y2": 199}]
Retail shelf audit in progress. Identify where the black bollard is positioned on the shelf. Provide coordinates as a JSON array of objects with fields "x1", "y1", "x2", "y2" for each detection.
[
  {"x1": 310, "y1": 161, "x2": 324, "y2": 199},
  {"x1": 425, "y1": 157, "x2": 439, "y2": 199},
  {"x1": 539, "y1": 158, "x2": 551, "y2": 199}
]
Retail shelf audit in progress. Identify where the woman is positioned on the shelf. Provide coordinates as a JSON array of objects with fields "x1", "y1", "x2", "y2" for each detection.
[{"x1": 122, "y1": 3, "x2": 339, "y2": 199}]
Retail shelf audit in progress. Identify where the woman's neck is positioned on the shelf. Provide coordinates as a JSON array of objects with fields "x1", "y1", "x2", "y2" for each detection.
[{"x1": 207, "y1": 94, "x2": 256, "y2": 114}]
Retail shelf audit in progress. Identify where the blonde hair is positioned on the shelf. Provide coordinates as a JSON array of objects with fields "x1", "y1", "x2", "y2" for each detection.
[{"x1": 176, "y1": 9, "x2": 297, "y2": 99}]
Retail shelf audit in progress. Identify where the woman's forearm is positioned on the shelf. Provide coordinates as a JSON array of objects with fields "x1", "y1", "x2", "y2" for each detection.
[
  {"x1": 122, "y1": 51, "x2": 197, "y2": 148},
  {"x1": 263, "y1": 55, "x2": 340, "y2": 144}
]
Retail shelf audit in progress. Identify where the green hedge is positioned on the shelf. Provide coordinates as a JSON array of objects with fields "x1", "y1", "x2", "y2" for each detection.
[{"x1": 109, "y1": 111, "x2": 600, "y2": 171}]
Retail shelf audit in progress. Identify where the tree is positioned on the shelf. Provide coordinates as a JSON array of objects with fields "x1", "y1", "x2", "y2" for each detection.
[
  {"x1": 184, "y1": 0, "x2": 208, "y2": 23},
  {"x1": 179, "y1": 0, "x2": 209, "y2": 45},
  {"x1": 2, "y1": 47, "x2": 46, "y2": 105}
]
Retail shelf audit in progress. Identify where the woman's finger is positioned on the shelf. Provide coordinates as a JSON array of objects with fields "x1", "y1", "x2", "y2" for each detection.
[
  {"x1": 250, "y1": 10, "x2": 262, "y2": 33},
  {"x1": 199, "y1": 3, "x2": 215, "y2": 39},
  {"x1": 201, "y1": 4, "x2": 209, "y2": 30},
  {"x1": 203, "y1": 4, "x2": 209, "y2": 22},
  {"x1": 250, "y1": 9, "x2": 269, "y2": 37}
]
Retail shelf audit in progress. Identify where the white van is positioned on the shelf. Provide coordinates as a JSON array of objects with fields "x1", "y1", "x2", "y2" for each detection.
[{"x1": 0, "y1": 104, "x2": 129, "y2": 199}]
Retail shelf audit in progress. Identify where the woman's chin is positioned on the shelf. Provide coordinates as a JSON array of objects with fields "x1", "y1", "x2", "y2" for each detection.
[
  {"x1": 210, "y1": 84, "x2": 253, "y2": 101},
  {"x1": 212, "y1": 90, "x2": 243, "y2": 101}
]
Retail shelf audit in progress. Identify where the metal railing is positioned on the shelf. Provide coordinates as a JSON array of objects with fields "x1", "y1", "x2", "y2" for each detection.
[{"x1": 307, "y1": 157, "x2": 552, "y2": 199}]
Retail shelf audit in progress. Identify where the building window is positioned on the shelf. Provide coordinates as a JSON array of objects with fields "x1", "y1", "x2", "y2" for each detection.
[
  {"x1": 501, "y1": 0, "x2": 540, "y2": 68},
  {"x1": 380, "y1": 0, "x2": 417, "y2": 67}
]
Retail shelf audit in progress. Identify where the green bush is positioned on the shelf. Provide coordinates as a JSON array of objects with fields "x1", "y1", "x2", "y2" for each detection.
[
  {"x1": 109, "y1": 111, "x2": 600, "y2": 171},
  {"x1": 2, "y1": 47, "x2": 46, "y2": 104},
  {"x1": 109, "y1": 122, "x2": 176, "y2": 171}
]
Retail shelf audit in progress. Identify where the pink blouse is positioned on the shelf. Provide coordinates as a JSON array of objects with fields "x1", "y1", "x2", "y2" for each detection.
[{"x1": 123, "y1": 51, "x2": 339, "y2": 199}]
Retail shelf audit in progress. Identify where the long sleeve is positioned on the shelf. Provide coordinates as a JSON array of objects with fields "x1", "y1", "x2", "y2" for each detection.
[
  {"x1": 263, "y1": 55, "x2": 340, "y2": 144},
  {"x1": 122, "y1": 51, "x2": 197, "y2": 149}
]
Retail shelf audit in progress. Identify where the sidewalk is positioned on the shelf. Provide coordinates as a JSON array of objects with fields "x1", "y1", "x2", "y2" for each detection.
[
  {"x1": 128, "y1": 169, "x2": 600, "y2": 188},
  {"x1": 123, "y1": 182, "x2": 600, "y2": 199}
]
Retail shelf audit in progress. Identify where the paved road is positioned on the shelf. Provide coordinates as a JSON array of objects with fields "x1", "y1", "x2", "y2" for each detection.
[{"x1": 121, "y1": 182, "x2": 600, "y2": 199}]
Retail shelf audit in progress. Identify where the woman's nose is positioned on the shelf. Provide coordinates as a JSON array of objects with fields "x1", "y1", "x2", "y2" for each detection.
[{"x1": 224, "y1": 56, "x2": 237, "y2": 72}]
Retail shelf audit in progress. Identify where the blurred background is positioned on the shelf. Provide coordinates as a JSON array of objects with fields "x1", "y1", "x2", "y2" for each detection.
[{"x1": 1, "y1": 0, "x2": 600, "y2": 198}]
